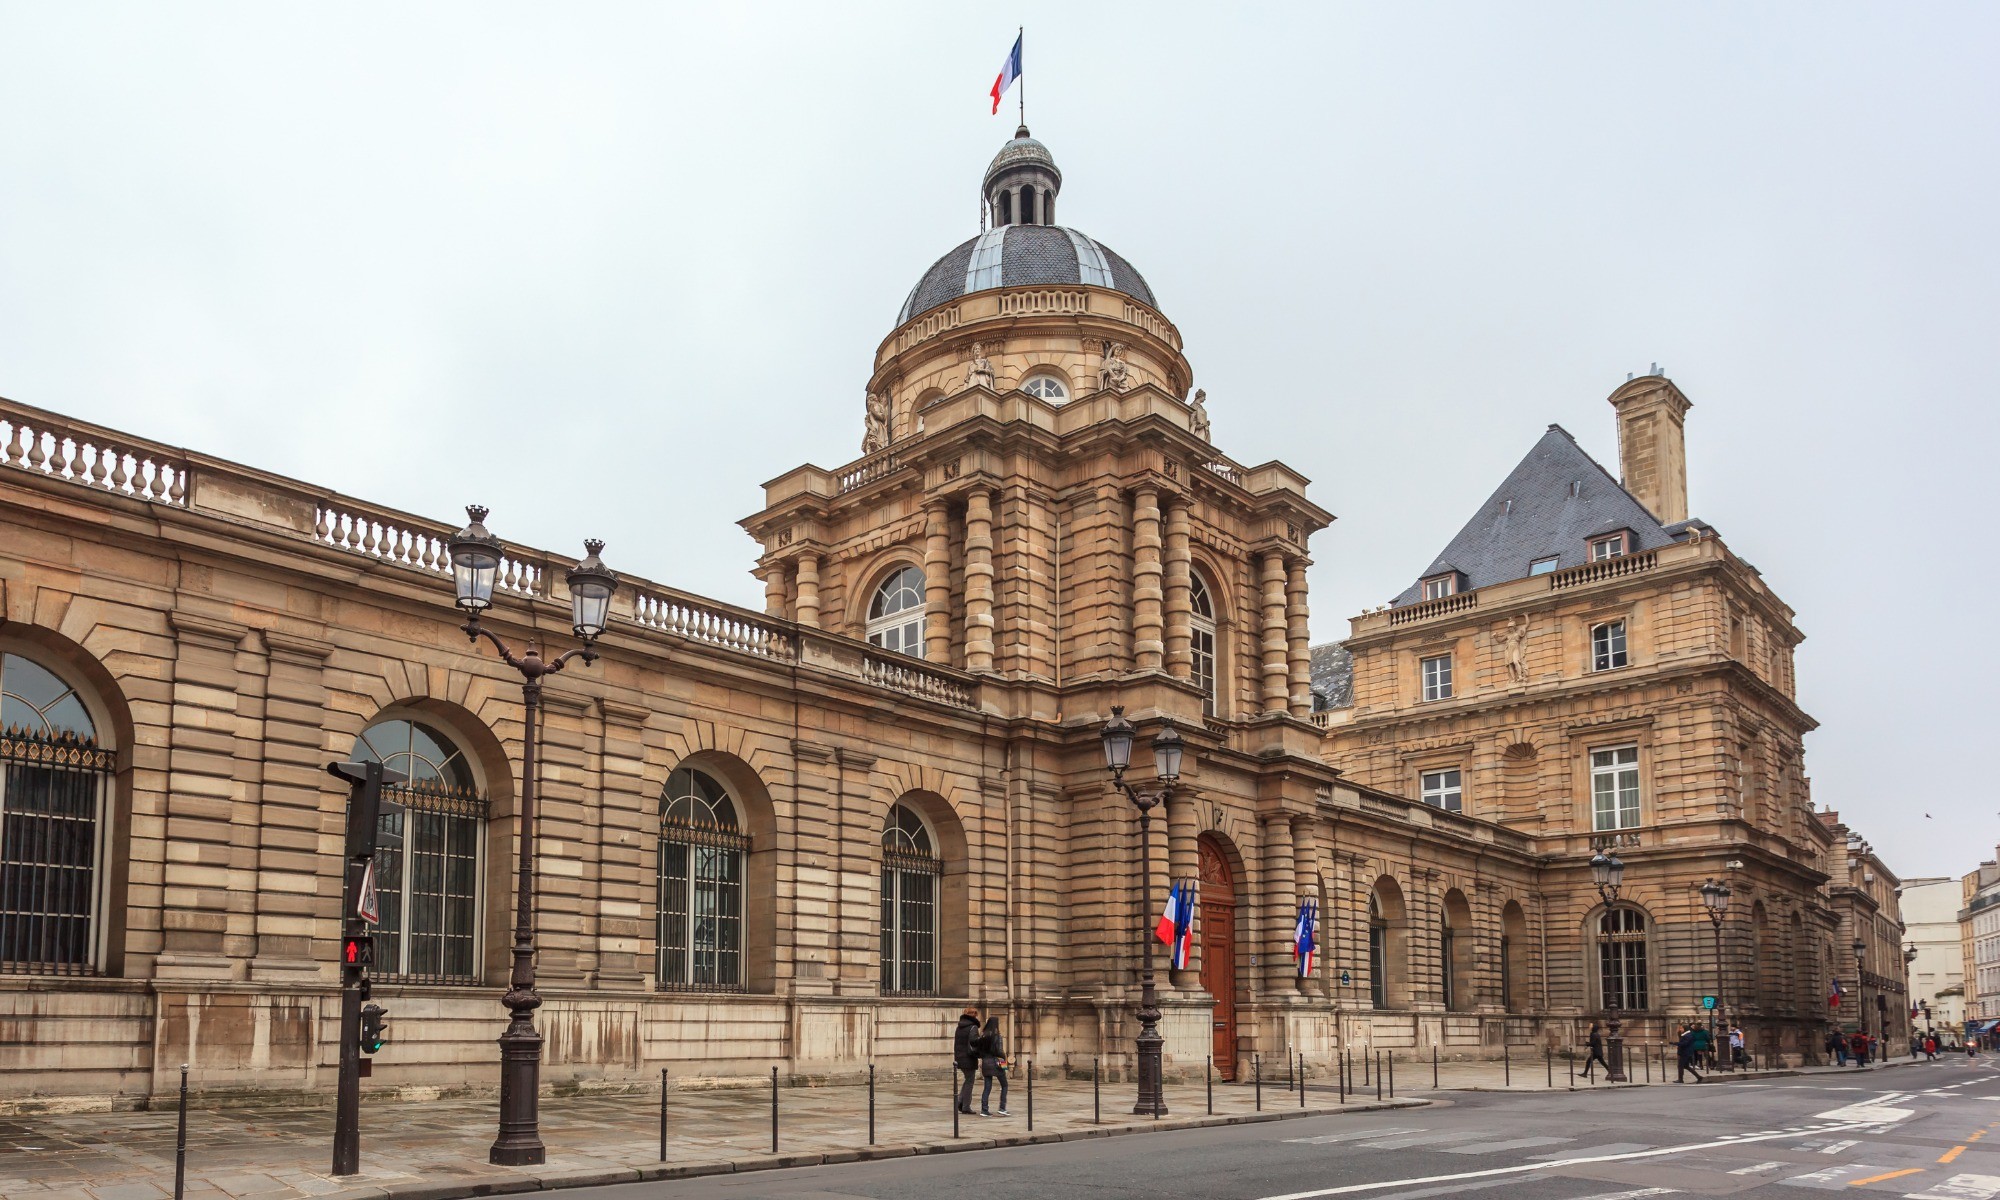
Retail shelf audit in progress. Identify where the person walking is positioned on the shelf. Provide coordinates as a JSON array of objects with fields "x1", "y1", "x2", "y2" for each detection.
[
  {"x1": 1729, "y1": 1025, "x2": 1746, "y2": 1070},
  {"x1": 1676, "y1": 1023, "x2": 1703, "y2": 1083},
  {"x1": 1582, "y1": 1021, "x2": 1610, "y2": 1082},
  {"x1": 977, "y1": 1015, "x2": 1010, "y2": 1117},
  {"x1": 1690, "y1": 1023, "x2": 1713, "y2": 1073},
  {"x1": 953, "y1": 1008, "x2": 981, "y2": 1115}
]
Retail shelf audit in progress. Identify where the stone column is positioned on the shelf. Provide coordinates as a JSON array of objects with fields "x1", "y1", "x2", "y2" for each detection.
[
  {"x1": 795, "y1": 552, "x2": 822, "y2": 629},
  {"x1": 1132, "y1": 487, "x2": 1164, "y2": 672},
  {"x1": 964, "y1": 489, "x2": 996, "y2": 672},
  {"x1": 763, "y1": 564, "x2": 788, "y2": 618},
  {"x1": 1166, "y1": 787, "x2": 1199, "y2": 988},
  {"x1": 1260, "y1": 552, "x2": 1288, "y2": 713},
  {"x1": 1163, "y1": 498, "x2": 1192, "y2": 679},
  {"x1": 1292, "y1": 815, "x2": 1322, "y2": 995},
  {"x1": 1263, "y1": 813, "x2": 1298, "y2": 998},
  {"x1": 1286, "y1": 558, "x2": 1312, "y2": 716},
  {"x1": 924, "y1": 500, "x2": 952, "y2": 663}
]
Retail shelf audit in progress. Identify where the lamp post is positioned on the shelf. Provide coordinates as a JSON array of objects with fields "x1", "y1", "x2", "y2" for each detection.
[
  {"x1": 1100, "y1": 705, "x2": 1181, "y2": 1117},
  {"x1": 1591, "y1": 850, "x2": 1628, "y2": 1083},
  {"x1": 449, "y1": 506, "x2": 619, "y2": 1167},
  {"x1": 1700, "y1": 879, "x2": 1730, "y2": 1069},
  {"x1": 1852, "y1": 937, "x2": 1867, "y2": 1066}
]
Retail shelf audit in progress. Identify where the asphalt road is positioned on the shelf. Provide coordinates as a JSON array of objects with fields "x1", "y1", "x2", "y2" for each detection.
[{"x1": 571, "y1": 1055, "x2": 2000, "y2": 1200}]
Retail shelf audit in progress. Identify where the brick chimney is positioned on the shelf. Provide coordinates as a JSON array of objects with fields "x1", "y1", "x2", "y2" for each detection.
[{"x1": 1608, "y1": 374, "x2": 1692, "y2": 524}]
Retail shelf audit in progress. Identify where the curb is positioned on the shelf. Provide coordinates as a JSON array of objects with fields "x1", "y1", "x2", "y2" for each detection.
[{"x1": 328, "y1": 1097, "x2": 1430, "y2": 1200}]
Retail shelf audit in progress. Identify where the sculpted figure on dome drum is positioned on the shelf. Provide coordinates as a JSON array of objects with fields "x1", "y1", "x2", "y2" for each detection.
[
  {"x1": 862, "y1": 391, "x2": 890, "y2": 454},
  {"x1": 964, "y1": 342, "x2": 995, "y2": 393},
  {"x1": 1190, "y1": 388, "x2": 1212, "y2": 442},
  {"x1": 1098, "y1": 341, "x2": 1131, "y2": 393}
]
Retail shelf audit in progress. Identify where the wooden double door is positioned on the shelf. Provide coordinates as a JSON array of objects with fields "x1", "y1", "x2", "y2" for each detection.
[{"x1": 1198, "y1": 837, "x2": 1238, "y2": 1079}]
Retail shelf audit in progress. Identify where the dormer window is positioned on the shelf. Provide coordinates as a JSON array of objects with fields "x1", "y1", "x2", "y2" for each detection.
[
  {"x1": 1421, "y1": 574, "x2": 1458, "y2": 601},
  {"x1": 1529, "y1": 556, "x2": 1559, "y2": 576},
  {"x1": 1021, "y1": 374, "x2": 1069, "y2": 404},
  {"x1": 1588, "y1": 533, "x2": 1629, "y2": 561}
]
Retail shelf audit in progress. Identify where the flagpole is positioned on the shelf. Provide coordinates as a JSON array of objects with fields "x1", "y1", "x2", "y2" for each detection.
[{"x1": 1018, "y1": 26, "x2": 1025, "y2": 126}]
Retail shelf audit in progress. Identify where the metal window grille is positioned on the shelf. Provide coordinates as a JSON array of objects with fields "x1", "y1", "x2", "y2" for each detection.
[
  {"x1": 881, "y1": 848, "x2": 940, "y2": 996},
  {"x1": 1598, "y1": 907, "x2": 1649, "y2": 1010},
  {"x1": 658, "y1": 818, "x2": 748, "y2": 993},
  {"x1": 0, "y1": 730, "x2": 112, "y2": 975},
  {"x1": 374, "y1": 781, "x2": 485, "y2": 985}
]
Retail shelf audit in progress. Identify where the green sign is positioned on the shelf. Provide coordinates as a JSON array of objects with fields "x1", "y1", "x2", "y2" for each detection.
[{"x1": 1701, "y1": 995, "x2": 1718, "y2": 1010}]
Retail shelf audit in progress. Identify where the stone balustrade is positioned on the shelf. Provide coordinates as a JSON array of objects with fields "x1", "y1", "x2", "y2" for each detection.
[
  {"x1": 860, "y1": 648, "x2": 976, "y2": 709},
  {"x1": 836, "y1": 447, "x2": 906, "y2": 494},
  {"x1": 1549, "y1": 550, "x2": 1658, "y2": 590},
  {"x1": 1387, "y1": 590, "x2": 1478, "y2": 626},
  {"x1": 313, "y1": 498, "x2": 544, "y2": 598},
  {"x1": 1, "y1": 401, "x2": 189, "y2": 507},
  {"x1": 1199, "y1": 457, "x2": 1244, "y2": 486},
  {"x1": 629, "y1": 586, "x2": 798, "y2": 662}
]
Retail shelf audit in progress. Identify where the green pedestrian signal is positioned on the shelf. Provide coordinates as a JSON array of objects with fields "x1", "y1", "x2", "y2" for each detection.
[
  {"x1": 1701, "y1": 995, "x2": 1717, "y2": 1010},
  {"x1": 359, "y1": 1003, "x2": 389, "y2": 1055}
]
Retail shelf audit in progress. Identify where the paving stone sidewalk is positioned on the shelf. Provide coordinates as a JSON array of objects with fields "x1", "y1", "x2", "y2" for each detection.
[{"x1": 0, "y1": 1072, "x2": 1423, "y2": 1200}]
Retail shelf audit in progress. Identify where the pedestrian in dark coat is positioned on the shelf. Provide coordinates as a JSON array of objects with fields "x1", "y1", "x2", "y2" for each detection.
[
  {"x1": 977, "y1": 1016, "x2": 1010, "y2": 1117},
  {"x1": 1676, "y1": 1024, "x2": 1703, "y2": 1083},
  {"x1": 953, "y1": 1009, "x2": 981, "y2": 1114},
  {"x1": 1582, "y1": 1022, "x2": 1609, "y2": 1081}
]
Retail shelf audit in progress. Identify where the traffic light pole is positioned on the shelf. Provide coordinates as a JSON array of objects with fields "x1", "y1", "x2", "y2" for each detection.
[{"x1": 329, "y1": 760, "x2": 403, "y2": 1179}]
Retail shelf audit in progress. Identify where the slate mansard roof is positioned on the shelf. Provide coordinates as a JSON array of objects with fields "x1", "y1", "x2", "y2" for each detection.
[
  {"x1": 1309, "y1": 642, "x2": 1353, "y2": 710},
  {"x1": 1391, "y1": 424, "x2": 1710, "y2": 608},
  {"x1": 897, "y1": 225, "x2": 1158, "y2": 325}
]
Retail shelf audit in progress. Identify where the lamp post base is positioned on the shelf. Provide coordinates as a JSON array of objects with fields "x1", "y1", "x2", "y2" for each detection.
[
  {"x1": 1605, "y1": 1013, "x2": 1627, "y2": 1083},
  {"x1": 489, "y1": 1011, "x2": 546, "y2": 1166},
  {"x1": 1132, "y1": 1015, "x2": 1168, "y2": 1116}
]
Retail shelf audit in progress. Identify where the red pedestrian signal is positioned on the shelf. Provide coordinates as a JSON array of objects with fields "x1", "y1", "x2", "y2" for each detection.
[{"x1": 342, "y1": 935, "x2": 374, "y2": 966}]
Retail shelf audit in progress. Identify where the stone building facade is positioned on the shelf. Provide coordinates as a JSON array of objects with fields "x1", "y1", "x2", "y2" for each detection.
[
  {"x1": 1899, "y1": 877, "x2": 1962, "y2": 1040},
  {"x1": 1959, "y1": 850, "x2": 2000, "y2": 1043},
  {"x1": 0, "y1": 129, "x2": 1898, "y2": 1109},
  {"x1": 1816, "y1": 814, "x2": 1911, "y2": 1052}
]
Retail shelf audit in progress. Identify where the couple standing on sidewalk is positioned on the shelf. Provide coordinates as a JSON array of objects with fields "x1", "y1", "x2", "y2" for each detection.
[{"x1": 954, "y1": 1008, "x2": 1011, "y2": 1118}]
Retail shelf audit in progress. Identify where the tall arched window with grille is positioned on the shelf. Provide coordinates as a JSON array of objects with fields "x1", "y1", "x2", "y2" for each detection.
[
  {"x1": 1190, "y1": 573, "x2": 1219, "y2": 717},
  {"x1": 658, "y1": 766, "x2": 747, "y2": 992},
  {"x1": 0, "y1": 653, "x2": 112, "y2": 975},
  {"x1": 866, "y1": 566, "x2": 927, "y2": 657},
  {"x1": 881, "y1": 802, "x2": 940, "y2": 995},
  {"x1": 351, "y1": 718, "x2": 486, "y2": 984},
  {"x1": 1596, "y1": 906, "x2": 1650, "y2": 1011}
]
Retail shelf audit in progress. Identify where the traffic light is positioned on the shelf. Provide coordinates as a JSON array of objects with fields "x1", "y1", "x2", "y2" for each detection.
[
  {"x1": 342, "y1": 935, "x2": 375, "y2": 967},
  {"x1": 359, "y1": 1003, "x2": 389, "y2": 1055},
  {"x1": 329, "y1": 759, "x2": 408, "y2": 861}
]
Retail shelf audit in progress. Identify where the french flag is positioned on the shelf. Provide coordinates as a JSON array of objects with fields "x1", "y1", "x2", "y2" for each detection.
[
  {"x1": 1829, "y1": 976, "x2": 1845, "y2": 1009},
  {"x1": 1156, "y1": 880, "x2": 1193, "y2": 969},
  {"x1": 990, "y1": 33, "x2": 1022, "y2": 115},
  {"x1": 1293, "y1": 900, "x2": 1317, "y2": 977}
]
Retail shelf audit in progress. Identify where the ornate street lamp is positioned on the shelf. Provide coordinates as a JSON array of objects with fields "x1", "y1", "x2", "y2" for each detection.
[
  {"x1": 1100, "y1": 705, "x2": 1180, "y2": 1117},
  {"x1": 449, "y1": 506, "x2": 619, "y2": 1166},
  {"x1": 1700, "y1": 879, "x2": 1730, "y2": 1069},
  {"x1": 1852, "y1": 937, "x2": 1868, "y2": 1066},
  {"x1": 1590, "y1": 850, "x2": 1628, "y2": 1082}
]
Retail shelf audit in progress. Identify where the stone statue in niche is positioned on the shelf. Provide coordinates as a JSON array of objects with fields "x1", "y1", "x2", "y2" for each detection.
[
  {"x1": 1501, "y1": 615, "x2": 1530, "y2": 684},
  {"x1": 964, "y1": 342, "x2": 995, "y2": 393},
  {"x1": 1190, "y1": 388, "x2": 1212, "y2": 442},
  {"x1": 1098, "y1": 341, "x2": 1131, "y2": 393},
  {"x1": 861, "y1": 392, "x2": 891, "y2": 454}
]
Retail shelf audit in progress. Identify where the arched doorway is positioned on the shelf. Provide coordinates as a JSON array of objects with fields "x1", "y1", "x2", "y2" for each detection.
[{"x1": 1198, "y1": 835, "x2": 1238, "y2": 1079}]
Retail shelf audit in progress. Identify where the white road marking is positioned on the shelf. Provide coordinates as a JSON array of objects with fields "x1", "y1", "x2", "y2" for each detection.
[
  {"x1": 1821, "y1": 1140, "x2": 1861, "y2": 1154},
  {"x1": 1566, "y1": 1191, "x2": 1677, "y2": 1200},
  {"x1": 1247, "y1": 1120, "x2": 1875, "y2": 1200},
  {"x1": 1730, "y1": 1161, "x2": 1789, "y2": 1175},
  {"x1": 1907, "y1": 1176, "x2": 2000, "y2": 1200},
  {"x1": 1443, "y1": 1136, "x2": 1575, "y2": 1154},
  {"x1": 1781, "y1": 1163, "x2": 1889, "y2": 1188},
  {"x1": 1358, "y1": 1131, "x2": 1491, "y2": 1149},
  {"x1": 1285, "y1": 1127, "x2": 1426, "y2": 1145},
  {"x1": 1818, "y1": 1101, "x2": 1916, "y2": 1124}
]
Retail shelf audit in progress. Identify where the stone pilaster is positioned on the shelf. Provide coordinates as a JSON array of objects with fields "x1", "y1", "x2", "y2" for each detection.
[
  {"x1": 963, "y1": 489, "x2": 995, "y2": 672},
  {"x1": 533, "y1": 691, "x2": 591, "y2": 986},
  {"x1": 1259, "y1": 552, "x2": 1288, "y2": 713},
  {"x1": 250, "y1": 630, "x2": 336, "y2": 983},
  {"x1": 593, "y1": 698, "x2": 650, "y2": 988},
  {"x1": 788, "y1": 739, "x2": 839, "y2": 995},
  {"x1": 1132, "y1": 487, "x2": 1163, "y2": 671},
  {"x1": 1163, "y1": 498, "x2": 1192, "y2": 679},
  {"x1": 923, "y1": 500, "x2": 952, "y2": 664},
  {"x1": 832, "y1": 747, "x2": 878, "y2": 994},
  {"x1": 1286, "y1": 558, "x2": 1311, "y2": 716},
  {"x1": 155, "y1": 612, "x2": 251, "y2": 981}
]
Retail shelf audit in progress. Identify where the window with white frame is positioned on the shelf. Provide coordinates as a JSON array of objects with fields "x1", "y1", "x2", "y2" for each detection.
[
  {"x1": 1421, "y1": 574, "x2": 1457, "y2": 601},
  {"x1": 1591, "y1": 620, "x2": 1629, "y2": 671},
  {"x1": 1590, "y1": 744, "x2": 1641, "y2": 831},
  {"x1": 0, "y1": 653, "x2": 112, "y2": 976},
  {"x1": 881, "y1": 802, "x2": 940, "y2": 995},
  {"x1": 866, "y1": 566, "x2": 927, "y2": 657},
  {"x1": 1588, "y1": 533, "x2": 1629, "y2": 561},
  {"x1": 1420, "y1": 768, "x2": 1463, "y2": 813},
  {"x1": 1529, "y1": 556, "x2": 1559, "y2": 576},
  {"x1": 1020, "y1": 374, "x2": 1069, "y2": 404},
  {"x1": 1597, "y1": 906, "x2": 1649, "y2": 1010},
  {"x1": 658, "y1": 767, "x2": 747, "y2": 992},
  {"x1": 1421, "y1": 654, "x2": 1454, "y2": 701},
  {"x1": 352, "y1": 719, "x2": 485, "y2": 984},
  {"x1": 1190, "y1": 572, "x2": 1219, "y2": 717}
]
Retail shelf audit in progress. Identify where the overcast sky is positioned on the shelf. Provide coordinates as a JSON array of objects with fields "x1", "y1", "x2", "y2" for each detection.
[{"x1": 3, "y1": 4, "x2": 1994, "y2": 882}]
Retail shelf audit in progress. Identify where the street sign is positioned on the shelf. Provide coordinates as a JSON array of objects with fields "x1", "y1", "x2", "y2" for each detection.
[
  {"x1": 355, "y1": 860, "x2": 380, "y2": 925},
  {"x1": 1701, "y1": 995, "x2": 1717, "y2": 1010}
]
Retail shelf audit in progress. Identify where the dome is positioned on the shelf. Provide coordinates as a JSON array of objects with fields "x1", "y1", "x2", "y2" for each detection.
[
  {"x1": 897, "y1": 225, "x2": 1159, "y2": 325},
  {"x1": 984, "y1": 134, "x2": 1060, "y2": 193}
]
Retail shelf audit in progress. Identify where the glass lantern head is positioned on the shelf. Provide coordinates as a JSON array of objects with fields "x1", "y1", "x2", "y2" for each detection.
[
  {"x1": 448, "y1": 505, "x2": 503, "y2": 613},
  {"x1": 1151, "y1": 718, "x2": 1184, "y2": 782},
  {"x1": 566, "y1": 539, "x2": 618, "y2": 641},
  {"x1": 1100, "y1": 705, "x2": 1135, "y2": 776},
  {"x1": 1700, "y1": 879, "x2": 1725, "y2": 914},
  {"x1": 1853, "y1": 938, "x2": 1867, "y2": 960},
  {"x1": 1590, "y1": 852, "x2": 1612, "y2": 889}
]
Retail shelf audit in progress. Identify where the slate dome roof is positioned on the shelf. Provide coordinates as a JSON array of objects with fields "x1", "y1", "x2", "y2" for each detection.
[{"x1": 896, "y1": 225, "x2": 1158, "y2": 325}]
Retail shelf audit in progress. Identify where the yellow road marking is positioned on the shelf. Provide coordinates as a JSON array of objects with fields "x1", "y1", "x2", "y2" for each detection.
[
  {"x1": 1850, "y1": 1168, "x2": 1924, "y2": 1186},
  {"x1": 1939, "y1": 1146, "x2": 1968, "y2": 1163}
]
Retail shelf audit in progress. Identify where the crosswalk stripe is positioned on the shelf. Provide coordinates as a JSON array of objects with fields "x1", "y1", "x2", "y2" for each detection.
[
  {"x1": 1732, "y1": 1161, "x2": 1790, "y2": 1175},
  {"x1": 1824, "y1": 1141, "x2": 1861, "y2": 1154},
  {"x1": 1905, "y1": 1172, "x2": 2000, "y2": 1200}
]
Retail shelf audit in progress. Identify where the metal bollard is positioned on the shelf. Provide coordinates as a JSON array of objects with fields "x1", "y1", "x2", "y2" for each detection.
[
  {"x1": 1433, "y1": 1043, "x2": 1439, "y2": 1089},
  {"x1": 770, "y1": 1066, "x2": 779, "y2": 1153},
  {"x1": 1504, "y1": 1043, "x2": 1510, "y2": 1087},
  {"x1": 1569, "y1": 1045, "x2": 1575, "y2": 1086},
  {"x1": 1026, "y1": 1058, "x2": 1033, "y2": 1132},
  {"x1": 954, "y1": 1068, "x2": 961, "y2": 1139},
  {"x1": 1094, "y1": 1056, "x2": 1101, "y2": 1125},
  {"x1": 1255, "y1": 1053, "x2": 1262, "y2": 1110},
  {"x1": 1375, "y1": 1051, "x2": 1382, "y2": 1101},
  {"x1": 659, "y1": 1067, "x2": 669, "y2": 1162},
  {"x1": 1364, "y1": 1047, "x2": 1371, "y2": 1086},
  {"x1": 1388, "y1": 1050, "x2": 1394, "y2": 1098},
  {"x1": 1206, "y1": 1056, "x2": 1213, "y2": 1115},
  {"x1": 174, "y1": 1063, "x2": 189, "y2": 1200},
  {"x1": 1299, "y1": 1053, "x2": 1306, "y2": 1107},
  {"x1": 869, "y1": 1063, "x2": 876, "y2": 1145},
  {"x1": 1546, "y1": 1046, "x2": 1552, "y2": 1089}
]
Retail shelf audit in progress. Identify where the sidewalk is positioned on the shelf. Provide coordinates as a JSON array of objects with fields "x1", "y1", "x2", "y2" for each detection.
[
  {"x1": 1377, "y1": 1048, "x2": 1933, "y2": 1093},
  {"x1": 0, "y1": 1073, "x2": 1424, "y2": 1200}
]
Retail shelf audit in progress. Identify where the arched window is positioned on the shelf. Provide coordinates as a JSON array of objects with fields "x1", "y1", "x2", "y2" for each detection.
[
  {"x1": 1597, "y1": 906, "x2": 1649, "y2": 1011},
  {"x1": 867, "y1": 566, "x2": 927, "y2": 658},
  {"x1": 1368, "y1": 893, "x2": 1387, "y2": 1010},
  {"x1": 1440, "y1": 911, "x2": 1456, "y2": 1010},
  {"x1": 1190, "y1": 573, "x2": 1218, "y2": 717},
  {"x1": 881, "y1": 802, "x2": 940, "y2": 995},
  {"x1": 658, "y1": 767, "x2": 747, "y2": 991},
  {"x1": 0, "y1": 653, "x2": 112, "y2": 974},
  {"x1": 351, "y1": 718, "x2": 485, "y2": 984},
  {"x1": 1441, "y1": 889, "x2": 1475, "y2": 1011},
  {"x1": 1021, "y1": 374, "x2": 1069, "y2": 404}
]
